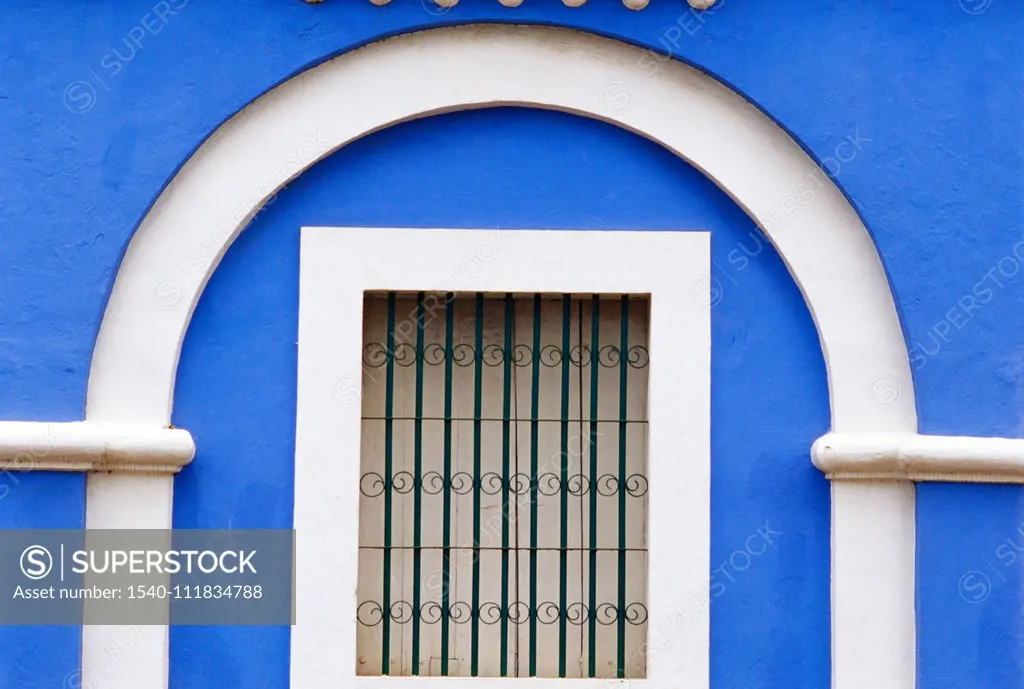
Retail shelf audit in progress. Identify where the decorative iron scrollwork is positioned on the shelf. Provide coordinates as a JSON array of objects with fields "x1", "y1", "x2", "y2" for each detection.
[
  {"x1": 359, "y1": 471, "x2": 419, "y2": 497},
  {"x1": 360, "y1": 471, "x2": 648, "y2": 497},
  {"x1": 451, "y1": 343, "x2": 476, "y2": 367},
  {"x1": 512, "y1": 344, "x2": 533, "y2": 367},
  {"x1": 362, "y1": 342, "x2": 388, "y2": 368},
  {"x1": 421, "y1": 471, "x2": 446, "y2": 495},
  {"x1": 596, "y1": 473, "x2": 649, "y2": 497},
  {"x1": 360, "y1": 342, "x2": 648, "y2": 369},
  {"x1": 539, "y1": 344, "x2": 562, "y2": 367},
  {"x1": 423, "y1": 342, "x2": 446, "y2": 366},
  {"x1": 480, "y1": 472, "x2": 505, "y2": 495},
  {"x1": 481, "y1": 343, "x2": 506, "y2": 367},
  {"x1": 568, "y1": 344, "x2": 592, "y2": 367},
  {"x1": 449, "y1": 472, "x2": 474, "y2": 495},
  {"x1": 356, "y1": 600, "x2": 649, "y2": 626}
]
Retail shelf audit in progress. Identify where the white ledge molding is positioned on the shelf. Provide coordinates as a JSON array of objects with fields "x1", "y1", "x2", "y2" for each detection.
[
  {"x1": 813, "y1": 432, "x2": 1024, "y2": 483},
  {"x1": 0, "y1": 422, "x2": 194, "y2": 474}
]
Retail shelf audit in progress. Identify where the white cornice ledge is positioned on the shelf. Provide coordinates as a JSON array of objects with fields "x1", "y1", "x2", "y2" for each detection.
[
  {"x1": 0, "y1": 422, "x2": 195, "y2": 474},
  {"x1": 813, "y1": 432, "x2": 1024, "y2": 483}
]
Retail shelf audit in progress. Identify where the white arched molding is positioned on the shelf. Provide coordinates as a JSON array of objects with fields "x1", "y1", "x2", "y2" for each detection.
[
  {"x1": 88, "y1": 25, "x2": 914, "y2": 433},
  {"x1": 79, "y1": 24, "x2": 924, "y2": 689}
]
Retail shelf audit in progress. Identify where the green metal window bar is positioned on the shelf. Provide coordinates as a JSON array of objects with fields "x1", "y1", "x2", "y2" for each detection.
[{"x1": 356, "y1": 292, "x2": 649, "y2": 678}]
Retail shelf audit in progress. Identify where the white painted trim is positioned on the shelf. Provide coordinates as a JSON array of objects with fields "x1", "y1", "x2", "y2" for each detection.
[
  {"x1": 0, "y1": 422, "x2": 193, "y2": 473},
  {"x1": 830, "y1": 481, "x2": 916, "y2": 689},
  {"x1": 0, "y1": 423, "x2": 186, "y2": 689},
  {"x1": 72, "y1": 24, "x2": 922, "y2": 689},
  {"x1": 294, "y1": 227, "x2": 710, "y2": 686},
  {"x1": 86, "y1": 24, "x2": 915, "y2": 434},
  {"x1": 83, "y1": 474, "x2": 174, "y2": 689},
  {"x1": 814, "y1": 432, "x2": 1024, "y2": 483}
]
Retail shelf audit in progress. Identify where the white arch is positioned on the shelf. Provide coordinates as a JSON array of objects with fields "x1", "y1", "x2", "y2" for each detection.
[
  {"x1": 83, "y1": 25, "x2": 916, "y2": 689},
  {"x1": 87, "y1": 25, "x2": 915, "y2": 432}
]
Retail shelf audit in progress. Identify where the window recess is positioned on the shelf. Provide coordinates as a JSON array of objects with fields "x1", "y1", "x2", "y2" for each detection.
[{"x1": 356, "y1": 291, "x2": 650, "y2": 679}]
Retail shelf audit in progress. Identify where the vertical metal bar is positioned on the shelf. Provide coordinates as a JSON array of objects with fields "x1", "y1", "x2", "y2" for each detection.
[
  {"x1": 588, "y1": 295, "x2": 600, "y2": 678},
  {"x1": 576, "y1": 300, "x2": 585, "y2": 676},
  {"x1": 382, "y1": 292, "x2": 396, "y2": 675},
  {"x1": 412, "y1": 292, "x2": 425, "y2": 675},
  {"x1": 512, "y1": 303, "x2": 522, "y2": 681},
  {"x1": 529, "y1": 294, "x2": 541, "y2": 677},
  {"x1": 501, "y1": 294, "x2": 513, "y2": 677},
  {"x1": 471, "y1": 293, "x2": 484, "y2": 676},
  {"x1": 559, "y1": 294, "x2": 571, "y2": 678},
  {"x1": 441, "y1": 293, "x2": 454, "y2": 677},
  {"x1": 616, "y1": 295, "x2": 630, "y2": 678}
]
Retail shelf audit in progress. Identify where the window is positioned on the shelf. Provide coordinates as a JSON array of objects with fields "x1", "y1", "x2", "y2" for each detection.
[
  {"x1": 294, "y1": 227, "x2": 709, "y2": 687},
  {"x1": 356, "y1": 292, "x2": 650, "y2": 678}
]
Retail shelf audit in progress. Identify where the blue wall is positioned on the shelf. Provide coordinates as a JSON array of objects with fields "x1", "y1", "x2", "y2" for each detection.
[
  {"x1": 918, "y1": 484, "x2": 1024, "y2": 688},
  {"x1": 0, "y1": 474, "x2": 83, "y2": 688},
  {"x1": 172, "y1": 107, "x2": 831, "y2": 687},
  {"x1": 1, "y1": 1, "x2": 1022, "y2": 686}
]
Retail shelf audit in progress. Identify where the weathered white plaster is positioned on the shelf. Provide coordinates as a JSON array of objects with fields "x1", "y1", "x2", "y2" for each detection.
[
  {"x1": 814, "y1": 432, "x2": 1024, "y2": 483},
  {"x1": 0, "y1": 422, "x2": 193, "y2": 473}
]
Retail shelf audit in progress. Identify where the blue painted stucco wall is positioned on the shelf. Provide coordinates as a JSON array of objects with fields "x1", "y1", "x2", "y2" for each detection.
[
  {"x1": 170, "y1": 108, "x2": 831, "y2": 687},
  {"x1": 0, "y1": 2, "x2": 1021, "y2": 687}
]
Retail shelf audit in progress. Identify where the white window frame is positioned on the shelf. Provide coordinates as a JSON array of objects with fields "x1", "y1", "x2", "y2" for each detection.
[{"x1": 293, "y1": 227, "x2": 711, "y2": 688}]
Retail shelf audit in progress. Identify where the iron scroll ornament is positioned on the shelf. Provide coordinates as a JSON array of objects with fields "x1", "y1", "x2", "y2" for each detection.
[
  {"x1": 356, "y1": 600, "x2": 648, "y2": 627},
  {"x1": 359, "y1": 471, "x2": 648, "y2": 498},
  {"x1": 361, "y1": 342, "x2": 649, "y2": 369}
]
